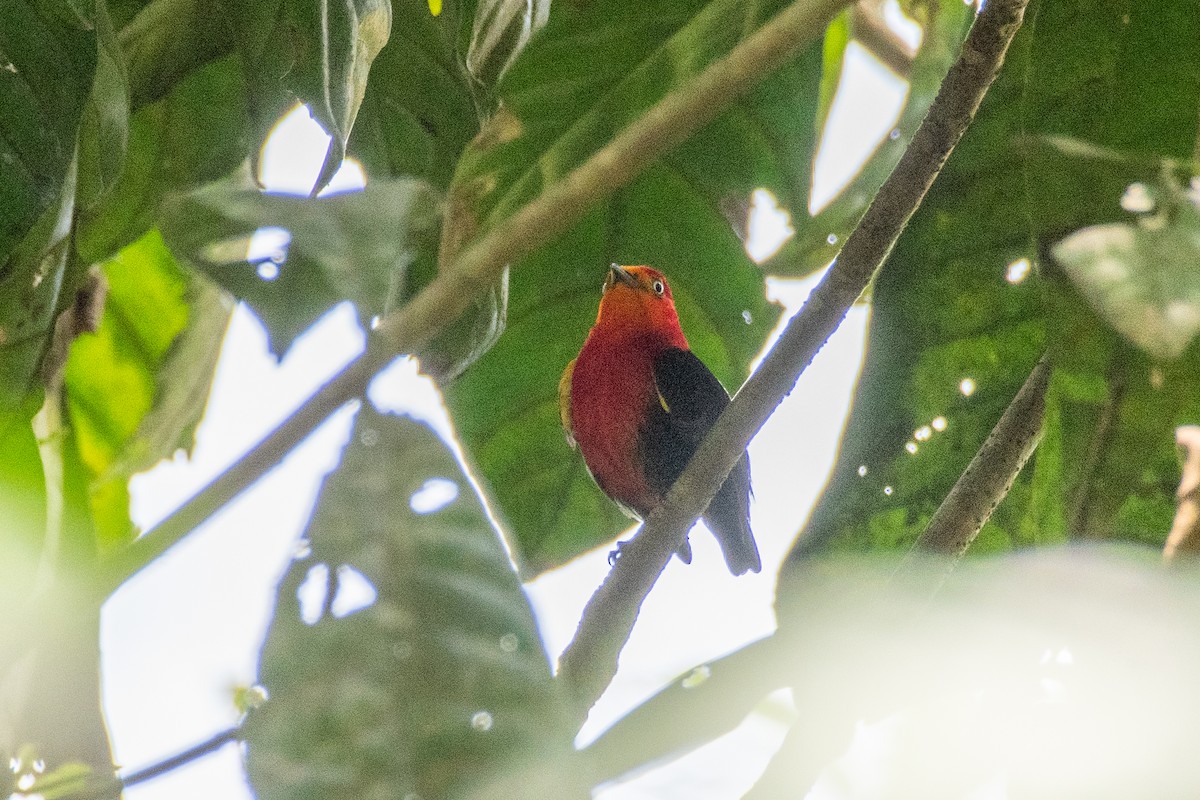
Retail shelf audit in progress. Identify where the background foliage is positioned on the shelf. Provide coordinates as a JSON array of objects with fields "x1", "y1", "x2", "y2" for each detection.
[{"x1": 2, "y1": 0, "x2": 1200, "y2": 796}]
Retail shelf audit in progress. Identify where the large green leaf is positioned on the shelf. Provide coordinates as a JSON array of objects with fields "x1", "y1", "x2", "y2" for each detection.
[
  {"x1": 76, "y1": 56, "x2": 251, "y2": 264},
  {"x1": 347, "y1": 0, "x2": 479, "y2": 190},
  {"x1": 245, "y1": 408, "x2": 575, "y2": 799},
  {"x1": 118, "y1": 0, "x2": 233, "y2": 109},
  {"x1": 159, "y1": 177, "x2": 440, "y2": 354},
  {"x1": 787, "y1": 0, "x2": 1200, "y2": 567},
  {"x1": 76, "y1": 0, "x2": 130, "y2": 210},
  {"x1": 63, "y1": 229, "x2": 230, "y2": 552},
  {"x1": 277, "y1": 0, "x2": 391, "y2": 193},
  {"x1": 444, "y1": 0, "x2": 831, "y2": 575},
  {"x1": 0, "y1": 1, "x2": 96, "y2": 265}
]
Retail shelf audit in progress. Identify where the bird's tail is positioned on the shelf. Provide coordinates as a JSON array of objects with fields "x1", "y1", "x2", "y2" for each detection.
[{"x1": 704, "y1": 454, "x2": 761, "y2": 575}]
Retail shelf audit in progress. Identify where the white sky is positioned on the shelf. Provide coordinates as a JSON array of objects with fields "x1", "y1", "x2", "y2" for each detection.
[{"x1": 98, "y1": 27, "x2": 909, "y2": 800}]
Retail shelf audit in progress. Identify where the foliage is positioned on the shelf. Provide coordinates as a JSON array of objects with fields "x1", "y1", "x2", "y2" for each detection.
[{"x1": 2, "y1": 0, "x2": 1200, "y2": 795}]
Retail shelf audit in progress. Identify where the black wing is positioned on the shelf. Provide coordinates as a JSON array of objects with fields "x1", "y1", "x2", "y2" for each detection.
[{"x1": 642, "y1": 348, "x2": 760, "y2": 575}]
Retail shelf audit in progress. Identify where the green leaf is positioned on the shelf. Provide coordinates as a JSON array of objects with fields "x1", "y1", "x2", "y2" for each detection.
[
  {"x1": 76, "y1": 56, "x2": 250, "y2": 265},
  {"x1": 0, "y1": 1, "x2": 96, "y2": 266},
  {"x1": 63, "y1": 229, "x2": 230, "y2": 551},
  {"x1": 443, "y1": 0, "x2": 825, "y2": 574},
  {"x1": 465, "y1": 0, "x2": 549, "y2": 91},
  {"x1": 277, "y1": 0, "x2": 392, "y2": 194},
  {"x1": 159, "y1": 177, "x2": 440, "y2": 354},
  {"x1": 1052, "y1": 185, "x2": 1200, "y2": 362},
  {"x1": 118, "y1": 0, "x2": 233, "y2": 109},
  {"x1": 76, "y1": 0, "x2": 130, "y2": 210},
  {"x1": 347, "y1": 0, "x2": 479, "y2": 189},
  {"x1": 788, "y1": 0, "x2": 1200, "y2": 565},
  {"x1": 245, "y1": 408, "x2": 574, "y2": 799}
]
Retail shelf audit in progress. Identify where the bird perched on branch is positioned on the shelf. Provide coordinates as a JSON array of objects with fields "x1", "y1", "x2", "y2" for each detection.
[{"x1": 559, "y1": 264, "x2": 761, "y2": 575}]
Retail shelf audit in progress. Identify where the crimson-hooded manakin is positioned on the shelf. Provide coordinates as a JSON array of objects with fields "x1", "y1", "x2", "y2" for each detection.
[{"x1": 559, "y1": 264, "x2": 761, "y2": 575}]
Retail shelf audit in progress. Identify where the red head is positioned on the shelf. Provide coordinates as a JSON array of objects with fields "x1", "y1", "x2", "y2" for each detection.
[{"x1": 593, "y1": 264, "x2": 688, "y2": 350}]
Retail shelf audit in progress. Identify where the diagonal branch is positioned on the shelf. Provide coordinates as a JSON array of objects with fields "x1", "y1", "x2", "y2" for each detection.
[
  {"x1": 557, "y1": 0, "x2": 1031, "y2": 717},
  {"x1": 911, "y1": 355, "x2": 1049, "y2": 558},
  {"x1": 98, "y1": 0, "x2": 851, "y2": 594}
]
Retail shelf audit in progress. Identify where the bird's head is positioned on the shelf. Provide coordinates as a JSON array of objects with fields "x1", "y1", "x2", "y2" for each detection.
[{"x1": 595, "y1": 265, "x2": 686, "y2": 346}]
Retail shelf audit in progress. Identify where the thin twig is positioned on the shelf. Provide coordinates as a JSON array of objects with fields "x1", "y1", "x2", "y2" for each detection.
[
  {"x1": 557, "y1": 0, "x2": 1031, "y2": 717},
  {"x1": 911, "y1": 355, "x2": 1049, "y2": 557},
  {"x1": 98, "y1": 0, "x2": 851, "y2": 593},
  {"x1": 1163, "y1": 426, "x2": 1200, "y2": 562}
]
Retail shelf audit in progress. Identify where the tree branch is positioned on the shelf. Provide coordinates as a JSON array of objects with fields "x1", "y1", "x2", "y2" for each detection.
[
  {"x1": 99, "y1": 0, "x2": 851, "y2": 593},
  {"x1": 557, "y1": 0, "x2": 1031, "y2": 717},
  {"x1": 912, "y1": 355, "x2": 1049, "y2": 557}
]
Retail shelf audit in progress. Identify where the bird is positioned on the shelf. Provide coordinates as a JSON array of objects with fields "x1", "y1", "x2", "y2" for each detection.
[{"x1": 559, "y1": 264, "x2": 761, "y2": 575}]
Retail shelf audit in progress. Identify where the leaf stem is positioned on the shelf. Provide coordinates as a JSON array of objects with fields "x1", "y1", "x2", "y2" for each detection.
[
  {"x1": 557, "y1": 0, "x2": 1031, "y2": 718},
  {"x1": 99, "y1": 0, "x2": 851, "y2": 592}
]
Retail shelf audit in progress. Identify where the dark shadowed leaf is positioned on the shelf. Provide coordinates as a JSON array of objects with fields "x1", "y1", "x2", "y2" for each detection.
[
  {"x1": 119, "y1": 0, "x2": 233, "y2": 109},
  {"x1": 276, "y1": 0, "x2": 391, "y2": 194},
  {"x1": 0, "y1": 1, "x2": 94, "y2": 264},
  {"x1": 76, "y1": 0, "x2": 129, "y2": 210},
  {"x1": 76, "y1": 57, "x2": 251, "y2": 264},
  {"x1": 159, "y1": 177, "x2": 440, "y2": 354},
  {"x1": 443, "y1": 0, "x2": 829, "y2": 574},
  {"x1": 63, "y1": 230, "x2": 230, "y2": 551},
  {"x1": 348, "y1": 0, "x2": 479, "y2": 190},
  {"x1": 245, "y1": 408, "x2": 575, "y2": 799}
]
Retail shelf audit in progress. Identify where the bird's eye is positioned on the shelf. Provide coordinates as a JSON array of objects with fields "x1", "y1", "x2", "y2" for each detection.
[{"x1": 652, "y1": 280, "x2": 665, "y2": 296}]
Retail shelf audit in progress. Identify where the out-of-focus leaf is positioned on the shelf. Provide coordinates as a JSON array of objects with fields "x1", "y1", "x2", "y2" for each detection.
[
  {"x1": 76, "y1": 57, "x2": 251, "y2": 264},
  {"x1": 245, "y1": 408, "x2": 574, "y2": 799},
  {"x1": 0, "y1": 2, "x2": 95, "y2": 266},
  {"x1": 77, "y1": 0, "x2": 130, "y2": 210},
  {"x1": 1052, "y1": 186, "x2": 1200, "y2": 362},
  {"x1": 63, "y1": 230, "x2": 230, "y2": 551},
  {"x1": 159, "y1": 177, "x2": 440, "y2": 354},
  {"x1": 348, "y1": 0, "x2": 479, "y2": 190},
  {"x1": 444, "y1": 0, "x2": 827, "y2": 575},
  {"x1": 118, "y1": 0, "x2": 233, "y2": 109},
  {"x1": 787, "y1": 0, "x2": 1200, "y2": 569},
  {"x1": 465, "y1": 0, "x2": 549, "y2": 91},
  {"x1": 756, "y1": 550, "x2": 1200, "y2": 797},
  {"x1": 276, "y1": 0, "x2": 392, "y2": 194}
]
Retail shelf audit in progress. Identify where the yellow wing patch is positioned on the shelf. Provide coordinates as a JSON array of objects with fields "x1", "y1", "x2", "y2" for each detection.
[{"x1": 559, "y1": 358, "x2": 577, "y2": 448}]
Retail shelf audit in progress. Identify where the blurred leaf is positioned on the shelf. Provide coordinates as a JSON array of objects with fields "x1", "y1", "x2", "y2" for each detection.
[
  {"x1": 444, "y1": 0, "x2": 826, "y2": 574},
  {"x1": 1052, "y1": 186, "x2": 1200, "y2": 362},
  {"x1": 159, "y1": 177, "x2": 439, "y2": 354},
  {"x1": 348, "y1": 0, "x2": 479, "y2": 189},
  {"x1": 787, "y1": 0, "x2": 1200, "y2": 567},
  {"x1": 276, "y1": 0, "x2": 392, "y2": 194},
  {"x1": 76, "y1": 57, "x2": 251, "y2": 264},
  {"x1": 63, "y1": 230, "x2": 230, "y2": 551},
  {"x1": 0, "y1": 1, "x2": 95, "y2": 266},
  {"x1": 246, "y1": 408, "x2": 574, "y2": 799},
  {"x1": 118, "y1": 0, "x2": 233, "y2": 109},
  {"x1": 754, "y1": 550, "x2": 1200, "y2": 797},
  {"x1": 581, "y1": 633, "x2": 788, "y2": 786},
  {"x1": 76, "y1": 0, "x2": 130, "y2": 210},
  {"x1": 465, "y1": 0, "x2": 549, "y2": 91}
]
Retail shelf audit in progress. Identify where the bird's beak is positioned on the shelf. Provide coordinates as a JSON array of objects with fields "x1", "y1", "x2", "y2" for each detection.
[{"x1": 609, "y1": 263, "x2": 637, "y2": 287}]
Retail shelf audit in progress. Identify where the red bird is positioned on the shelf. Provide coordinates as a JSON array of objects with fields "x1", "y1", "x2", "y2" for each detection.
[{"x1": 559, "y1": 264, "x2": 761, "y2": 575}]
